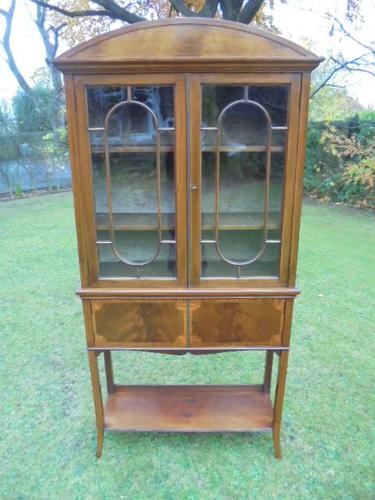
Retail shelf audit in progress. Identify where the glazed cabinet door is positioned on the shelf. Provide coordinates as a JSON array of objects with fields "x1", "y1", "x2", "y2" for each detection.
[
  {"x1": 189, "y1": 74, "x2": 301, "y2": 287},
  {"x1": 73, "y1": 75, "x2": 187, "y2": 287}
]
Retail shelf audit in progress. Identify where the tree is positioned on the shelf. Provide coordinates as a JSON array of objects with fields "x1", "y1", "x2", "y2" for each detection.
[
  {"x1": 28, "y1": 0, "x2": 371, "y2": 30},
  {"x1": 0, "y1": 2, "x2": 70, "y2": 196},
  {"x1": 29, "y1": 0, "x2": 267, "y2": 25},
  {"x1": 27, "y1": 0, "x2": 374, "y2": 107},
  {"x1": 0, "y1": 0, "x2": 66, "y2": 133},
  {"x1": 0, "y1": 0, "x2": 32, "y2": 94},
  {"x1": 45, "y1": 0, "x2": 115, "y2": 46},
  {"x1": 48, "y1": 0, "x2": 280, "y2": 47},
  {"x1": 27, "y1": 0, "x2": 374, "y2": 97},
  {"x1": 309, "y1": 83, "x2": 364, "y2": 122},
  {"x1": 34, "y1": 3, "x2": 65, "y2": 128},
  {"x1": 31, "y1": 0, "x2": 281, "y2": 48},
  {"x1": 12, "y1": 70, "x2": 58, "y2": 133},
  {"x1": 310, "y1": 12, "x2": 375, "y2": 98}
]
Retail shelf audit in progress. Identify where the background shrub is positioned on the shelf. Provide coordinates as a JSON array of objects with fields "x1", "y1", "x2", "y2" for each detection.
[{"x1": 305, "y1": 112, "x2": 375, "y2": 208}]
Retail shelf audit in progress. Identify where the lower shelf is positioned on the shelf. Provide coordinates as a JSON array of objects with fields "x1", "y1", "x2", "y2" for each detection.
[{"x1": 104, "y1": 384, "x2": 273, "y2": 432}]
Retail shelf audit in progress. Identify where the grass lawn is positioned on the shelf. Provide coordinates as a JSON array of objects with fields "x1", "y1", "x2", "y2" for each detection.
[{"x1": 0, "y1": 192, "x2": 374, "y2": 499}]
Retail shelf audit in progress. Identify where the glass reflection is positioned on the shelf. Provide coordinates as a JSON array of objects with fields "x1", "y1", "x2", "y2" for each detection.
[
  {"x1": 201, "y1": 84, "x2": 288, "y2": 279},
  {"x1": 87, "y1": 85, "x2": 176, "y2": 279}
]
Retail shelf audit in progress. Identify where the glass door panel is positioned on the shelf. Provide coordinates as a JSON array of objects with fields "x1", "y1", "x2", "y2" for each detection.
[
  {"x1": 199, "y1": 84, "x2": 289, "y2": 280},
  {"x1": 86, "y1": 85, "x2": 177, "y2": 279}
]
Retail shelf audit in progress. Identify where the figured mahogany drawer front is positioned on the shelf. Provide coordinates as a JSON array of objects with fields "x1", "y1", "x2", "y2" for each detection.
[
  {"x1": 190, "y1": 299, "x2": 285, "y2": 347},
  {"x1": 91, "y1": 300, "x2": 187, "y2": 347}
]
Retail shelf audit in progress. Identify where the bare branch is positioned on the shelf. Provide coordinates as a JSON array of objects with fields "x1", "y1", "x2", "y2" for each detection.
[
  {"x1": 239, "y1": 0, "x2": 265, "y2": 24},
  {"x1": 325, "y1": 83, "x2": 345, "y2": 89},
  {"x1": 28, "y1": 0, "x2": 264, "y2": 25},
  {"x1": 33, "y1": 4, "x2": 66, "y2": 130},
  {"x1": 310, "y1": 53, "x2": 373, "y2": 98},
  {"x1": 90, "y1": 0, "x2": 145, "y2": 23},
  {"x1": 346, "y1": 67, "x2": 375, "y2": 77},
  {"x1": 29, "y1": 0, "x2": 119, "y2": 20},
  {"x1": 168, "y1": 0, "x2": 218, "y2": 18},
  {"x1": 0, "y1": 0, "x2": 32, "y2": 94},
  {"x1": 219, "y1": 0, "x2": 235, "y2": 20},
  {"x1": 34, "y1": 4, "x2": 64, "y2": 86},
  {"x1": 47, "y1": 22, "x2": 67, "y2": 36},
  {"x1": 327, "y1": 14, "x2": 375, "y2": 55}
]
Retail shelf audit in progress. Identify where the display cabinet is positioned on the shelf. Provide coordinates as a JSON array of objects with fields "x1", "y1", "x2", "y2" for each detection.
[{"x1": 55, "y1": 18, "x2": 322, "y2": 458}]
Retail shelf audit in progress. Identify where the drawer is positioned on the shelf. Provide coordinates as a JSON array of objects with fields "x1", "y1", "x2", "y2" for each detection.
[
  {"x1": 91, "y1": 300, "x2": 187, "y2": 348},
  {"x1": 190, "y1": 299, "x2": 285, "y2": 347}
]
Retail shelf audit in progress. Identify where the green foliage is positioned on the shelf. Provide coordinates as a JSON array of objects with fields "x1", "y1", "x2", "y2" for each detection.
[
  {"x1": 0, "y1": 71, "x2": 68, "y2": 194},
  {"x1": 0, "y1": 99, "x2": 15, "y2": 134},
  {"x1": 0, "y1": 127, "x2": 69, "y2": 195},
  {"x1": 309, "y1": 57, "x2": 365, "y2": 122},
  {"x1": 305, "y1": 113, "x2": 375, "y2": 207},
  {"x1": 12, "y1": 85, "x2": 56, "y2": 133},
  {"x1": 309, "y1": 87, "x2": 363, "y2": 121},
  {"x1": 14, "y1": 184, "x2": 23, "y2": 198},
  {"x1": 356, "y1": 110, "x2": 375, "y2": 142},
  {"x1": 11, "y1": 68, "x2": 65, "y2": 135},
  {"x1": 345, "y1": 156, "x2": 375, "y2": 191},
  {"x1": 41, "y1": 128, "x2": 70, "y2": 190},
  {"x1": 0, "y1": 136, "x2": 18, "y2": 163},
  {"x1": 0, "y1": 100, "x2": 18, "y2": 162},
  {"x1": 321, "y1": 123, "x2": 375, "y2": 199},
  {"x1": 42, "y1": 127, "x2": 68, "y2": 158}
]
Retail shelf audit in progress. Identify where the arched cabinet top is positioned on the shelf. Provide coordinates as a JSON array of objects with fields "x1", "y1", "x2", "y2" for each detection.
[{"x1": 54, "y1": 18, "x2": 322, "y2": 73}]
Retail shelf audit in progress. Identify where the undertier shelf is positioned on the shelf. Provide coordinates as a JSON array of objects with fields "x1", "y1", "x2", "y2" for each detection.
[{"x1": 104, "y1": 384, "x2": 273, "y2": 432}]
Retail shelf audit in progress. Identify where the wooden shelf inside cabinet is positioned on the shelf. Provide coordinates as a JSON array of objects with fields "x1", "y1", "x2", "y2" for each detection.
[
  {"x1": 96, "y1": 212, "x2": 175, "y2": 231},
  {"x1": 98, "y1": 261, "x2": 176, "y2": 277},
  {"x1": 98, "y1": 260, "x2": 275, "y2": 278},
  {"x1": 203, "y1": 145, "x2": 284, "y2": 153},
  {"x1": 104, "y1": 385, "x2": 273, "y2": 432},
  {"x1": 202, "y1": 211, "x2": 280, "y2": 231},
  {"x1": 91, "y1": 145, "x2": 175, "y2": 154},
  {"x1": 90, "y1": 145, "x2": 285, "y2": 154},
  {"x1": 96, "y1": 212, "x2": 280, "y2": 231}
]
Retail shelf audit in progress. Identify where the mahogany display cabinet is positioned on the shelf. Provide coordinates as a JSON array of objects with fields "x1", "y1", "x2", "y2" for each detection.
[{"x1": 55, "y1": 18, "x2": 322, "y2": 458}]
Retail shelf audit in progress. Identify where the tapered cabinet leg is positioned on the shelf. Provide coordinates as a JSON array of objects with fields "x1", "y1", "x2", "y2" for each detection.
[
  {"x1": 96, "y1": 426, "x2": 104, "y2": 459},
  {"x1": 104, "y1": 351, "x2": 115, "y2": 394},
  {"x1": 273, "y1": 422, "x2": 281, "y2": 459},
  {"x1": 88, "y1": 351, "x2": 105, "y2": 458},
  {"x1": 273, "y1": 351, "x2": 289, "y2": 460},
  {"x1": 263, "y1": 351, "x2": 273, "y2": 394}
]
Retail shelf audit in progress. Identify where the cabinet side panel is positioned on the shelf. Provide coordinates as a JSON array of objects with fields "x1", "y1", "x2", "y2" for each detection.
[
  {"x1": 91, "y1": 300, "x2": 187, "y2": 347},
  {"x1": 288, "y1": 72, "x2": 311, "y2": 286},
  {"x1": 82, "y1": 299, "x2": 95, "y2": 347},
  {"x1": 278, "y1": 75, "x2": 301, "y2": 284},
  {"x1": 190, "y1": 299, "x2": 284, "y2": 347},
  {"x1": 64, "y1": 75, "x2": 89, "y2": 285},
  {"x1": 281, "y1": 298, "x2": 294, "y2": 346}
]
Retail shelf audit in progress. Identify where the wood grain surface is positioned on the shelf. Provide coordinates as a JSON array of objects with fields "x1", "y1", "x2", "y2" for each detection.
[
  {"x1": 55, "y1": 19, "x2": 322, "y2": 74},
  {"x1": 190, "y1": 299, "x2": 284, "y2": 346},
  {"x1": 104, "y1": 385, "x2": 273, "y2": 432},
  {"x1": 92, "y1": 300, "x2": 187, "y2": 347}
]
